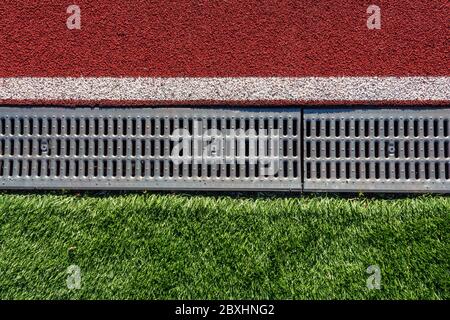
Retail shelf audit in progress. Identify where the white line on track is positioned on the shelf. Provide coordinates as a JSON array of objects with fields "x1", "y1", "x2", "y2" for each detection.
[{"x1": 0, "y1": 77, "x2": 449, "y2": 101}]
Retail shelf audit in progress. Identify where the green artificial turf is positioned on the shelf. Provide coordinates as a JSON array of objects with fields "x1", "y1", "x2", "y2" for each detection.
[{"x1": 0, "y1": 193, "x2": 448, "y2": 300}]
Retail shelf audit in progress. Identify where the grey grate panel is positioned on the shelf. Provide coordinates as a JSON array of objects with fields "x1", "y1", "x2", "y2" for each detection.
[
  {"x1": 304, "y1": 108, "x2": 450, "y2": 192},
  {"x1": 0, "y1": 107, "x2": 301, "y2": 190}
]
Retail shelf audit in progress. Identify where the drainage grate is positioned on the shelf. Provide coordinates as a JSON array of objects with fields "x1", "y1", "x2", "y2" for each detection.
[
  {"x1": 0, "y1": 107, "x2": 301, "y2": 190},
  {"x1": 304, "y1": 108, "x2": 450, "y2": 192},
  {"x1": 1, "y1": 106, "x2": 449, "y2": 192}
]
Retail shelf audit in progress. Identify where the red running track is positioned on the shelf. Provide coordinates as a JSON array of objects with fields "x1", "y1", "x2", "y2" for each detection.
[{"x1": 0, "y1": 0, "x2": 448, "y2": 105}]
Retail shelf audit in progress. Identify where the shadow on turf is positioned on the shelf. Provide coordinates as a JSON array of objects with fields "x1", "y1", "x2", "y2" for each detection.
[{"x1": 0, "y1": 189, "x2": 447, "y2": 201}]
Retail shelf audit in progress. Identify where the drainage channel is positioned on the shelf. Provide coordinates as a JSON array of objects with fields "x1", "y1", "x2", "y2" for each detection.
[{"x1": 0, "y1": 106, "x2": 448, "y2": 192}]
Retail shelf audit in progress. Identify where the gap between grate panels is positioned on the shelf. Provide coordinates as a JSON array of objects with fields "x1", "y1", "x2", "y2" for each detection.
[
  {"x1": 300, "y1": 108, "x2": 306, "y2": 191},
  {"x1": 0, "y1": 107, "x2": 302, "y2": 190},
  {"x1": 303, "y1": 108, "x2": 450, "y2": 193}
]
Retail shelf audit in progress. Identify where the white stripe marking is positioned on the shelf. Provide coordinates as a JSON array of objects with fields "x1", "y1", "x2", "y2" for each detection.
[{"x1": 0, "y1": 77, "x2": 449, "y2": 101}]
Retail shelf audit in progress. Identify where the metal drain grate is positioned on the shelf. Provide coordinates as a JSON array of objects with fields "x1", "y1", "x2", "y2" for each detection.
[
  {"x1": 1, "y1": 106, "x2": 449, "y2": 192},
  {"x1": 304, "y1": 108, "x2": 450, "y2": 192},
  {"x1": 0, "y1": 107, "x2": 301, "y2": 190}
]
